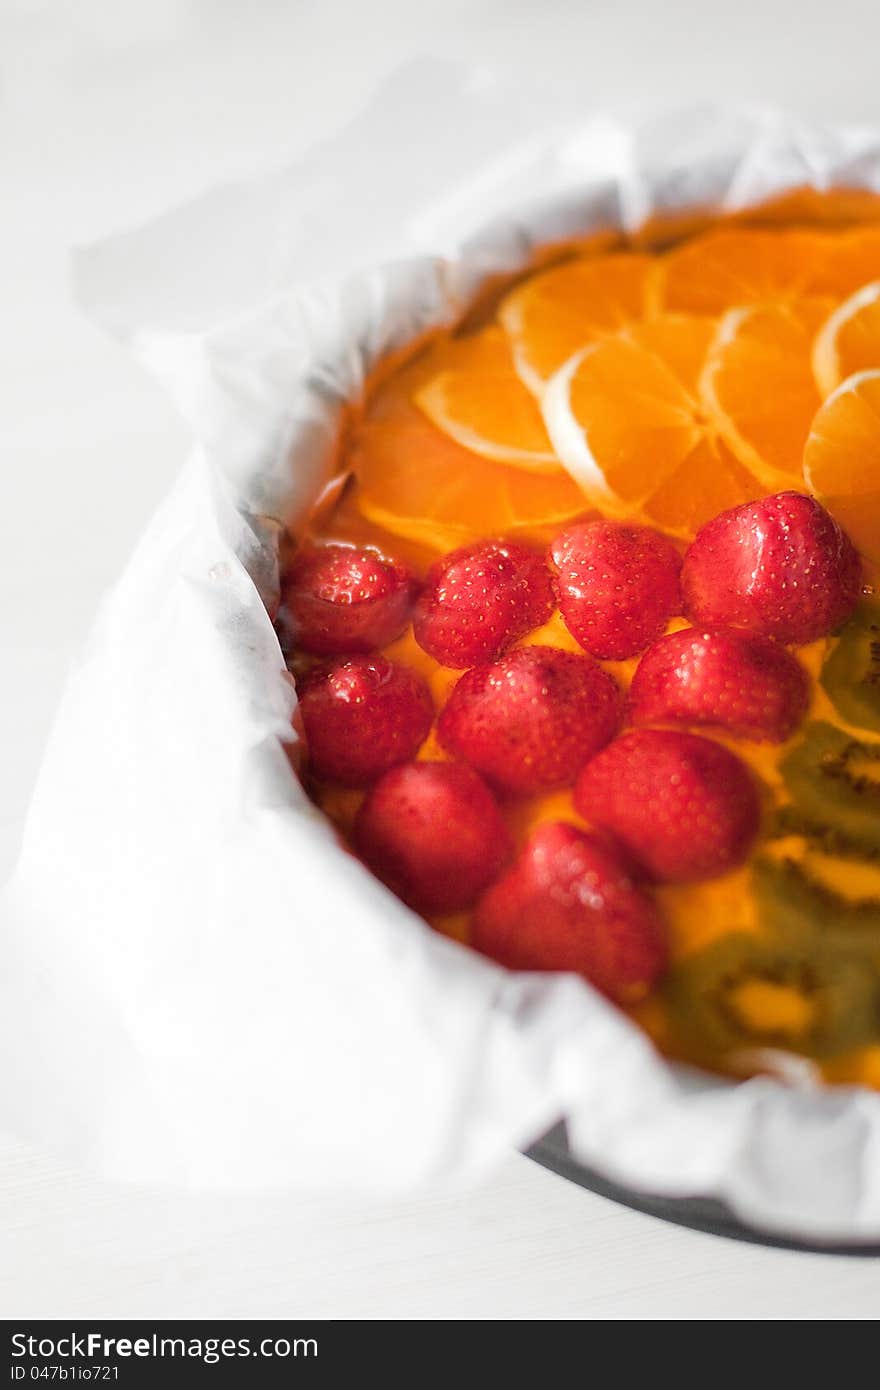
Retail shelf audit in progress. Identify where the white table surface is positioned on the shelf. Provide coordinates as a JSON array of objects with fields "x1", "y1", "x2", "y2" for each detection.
[{"x1": 3, "y1": 0, "x2": 880, "y2": 1320}]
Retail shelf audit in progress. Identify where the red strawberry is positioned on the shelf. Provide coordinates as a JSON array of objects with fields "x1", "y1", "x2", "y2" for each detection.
[
  {"x1": 549, "y1": 520, "x2": 682, "y2": 660},
  {"x1": 280, "y1": 543, "x2": 417, "y2": 655},
  {"x1": 413, "y1": 539, "x2": 553, "y2": 668},
  {"x1": 472, "y1": 822, "x2": 667, "y2": 1003},
  {"x1": 298, "y1": 655, "x2": 433, "y2": 786},
  {"x1": 574, "y1": 729, "x2": 760, "y2": 883},
  {"x1": 354, "y1": 761, "x2": 512, "y2": 915},
  {"x1": 629, "y1": 626, "x2": 810, "y2": 743},
  {"x1": 437, "y1": 645, "x2": 621, "y2": 796},
  {"x1": 681, "y1": 492, "x2": 861, "y2": 646}
]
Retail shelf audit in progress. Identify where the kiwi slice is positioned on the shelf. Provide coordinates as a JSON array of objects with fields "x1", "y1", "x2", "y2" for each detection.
[
  {"x1": 781, "y1": 721, "x2": 880, "y2": 851},
  {"x1": 666, "y1": 931, "x2": 880, "y2": 1059},
  {"x1": 757, "y1": 805, "x2": 880, "y2": 955},
  {"x1": 753, "y1": 854, "x2": 880, "y2": 957},
  {"x1": 767, "y1": 802, "x2": 880, "y2": 857},
  {"x1": 821, "y1": 603, "x2": 880, "y2": 733}
]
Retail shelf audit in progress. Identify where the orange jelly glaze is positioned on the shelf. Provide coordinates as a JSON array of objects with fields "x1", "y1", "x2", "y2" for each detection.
[{"x1": 288, "y1": 192, "x2": 880, "y2": 1090}]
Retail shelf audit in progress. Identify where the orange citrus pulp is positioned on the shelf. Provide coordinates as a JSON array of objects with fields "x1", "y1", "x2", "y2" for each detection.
[
  {"x1": 498, "y1": 252, "x2": 658, "y2": 393},
  {"x1": 351, "y1": 342, "x2": 587, "y2": 550},
  {"x1": 413, "y1": 327, "x2": 558, "y2": 470},
  {"x1": 541, "y1": 314, "x2": 760, "y2": 535},
  {"x1": 701, "y1": 299, "x2": 832, "y2": 487},
  {"x1": 804, "y1": 368, "x2": 880, "y2": 561},
  {"x1": 812, "y1": 282, "x2": 880, "y2": 396}
]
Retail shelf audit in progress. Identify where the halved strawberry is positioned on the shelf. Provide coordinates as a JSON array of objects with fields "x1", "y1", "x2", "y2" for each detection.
[
  {"x1": 280, "y1": 543, "x2": 417, "y2": 655},
  {"x1": 298, "y1": 655, "x2": 434, "y2": 786},
  {"x1": 549, "y1": 520, "x2": 683, "y2": 660},
  {"x1": 354, "y1": 761, "x2": 512, "y2": 915},
  {"x1": 437, "y1": 645, "x2": 621, "y2": 796},
  {"x1": 681, "y1": 492, "x2": 861, "y2": 646},
  {"x1": 574, "y1": 729, "x2": 761, "y2": 883},
  {"x1": 413, "y1": 538, "x2": 553, "y2": 669},
  {"x1": 472, "y1": 821, "x2": 667, "y2": 1003},
  {"x1": 629, "y1": 626, "x2": 810, "y2": 743}
]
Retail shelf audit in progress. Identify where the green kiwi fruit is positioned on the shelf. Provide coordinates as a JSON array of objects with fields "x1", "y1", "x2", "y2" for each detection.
[
  {"x1": 766, "y1": 802, "x2": 880, "y2": 857},
  {"x1": 666, "y1": 931, "x2": 880, "y2": 1059},
  {"x1": 752, "y1": 853, "x2": 880, "y2": 958},
  {"x1": 821, "y1": 603, "x2": 880, "y2": 733},
  {"x1": 780, "y1": 721, "x2": 880, "y2": 851}
]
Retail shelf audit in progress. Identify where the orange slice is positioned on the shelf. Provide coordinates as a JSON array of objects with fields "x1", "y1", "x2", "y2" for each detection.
[
  {"x1": 700, "y1": 299, "x2": 831, "y2": 488},
  {"x1": 541, "y1": 314, "x2": 757, "y2": 535},
  {"x1": 413, "y1": 326, "x2": 558, "y2": 471},
  {"x1": 658, "y1": 227, "x2": 834, "y2": 315},
  {"x1": 641, "y1": 437, "x2": 761, "y2": 538},
  {"x1": 803, "y1": 369, "x2": 880, "y2": 561},
  {"x1": 498, "y1": 252, "x2": 658, "y2": 394},
  {"x1": 812, "y1": 281, "x2": 880, "y2": 397},
  {"x1": 352, "y1": 348, "x2": 588, "y2": 551}
]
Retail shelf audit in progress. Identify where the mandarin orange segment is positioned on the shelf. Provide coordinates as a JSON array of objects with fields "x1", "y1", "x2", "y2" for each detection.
[
  {"x1": 498, "y1": 252, "x2": 658, "y2": 394},
  {"x1": 803, "y1": 368, "x2": 880, "y2": 560},
  {"x1": 812, "y1": 281, "x2": 880, "y2": 397},
  {"x1": 658, "y1": 227, "x2": 834, "y2": 314},
  {"x1": 413, "y1": 326, "x2": 558, "y2": 471},
  {"x1": 640, "y1": 436, "x2": 761, "y2": 538},
  {"x1": 351, "y1": 332, "x2": 588, "y2": 548},
  {"x1": 352, "y1": 393, "x2": 587, "y2": 551},
  {"x1": 541, "y1": 314, "x2": 719, "y2": 516},
  {"x1": 700, "y1": 299, "x2": 831, "y2": 488}
]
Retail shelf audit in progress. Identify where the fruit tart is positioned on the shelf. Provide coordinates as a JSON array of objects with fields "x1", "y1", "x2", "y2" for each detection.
[{"x1": 278, "y1": 199, "x2": 880, "y2": 1090}]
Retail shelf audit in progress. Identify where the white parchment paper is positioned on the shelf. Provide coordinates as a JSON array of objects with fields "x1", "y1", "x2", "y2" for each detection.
[{"x1": 4, "y1": 62, "x2": 880, "y2": 1240}]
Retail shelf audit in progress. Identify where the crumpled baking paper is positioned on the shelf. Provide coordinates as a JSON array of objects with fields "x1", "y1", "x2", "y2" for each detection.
[{"x1": 4, "y1": 61, "x2": 880, "y2": 1242}]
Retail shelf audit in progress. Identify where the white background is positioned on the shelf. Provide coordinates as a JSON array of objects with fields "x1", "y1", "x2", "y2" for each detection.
[{"x1": 4, "y1": 0, "x2": 880, "y2": 1320}]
